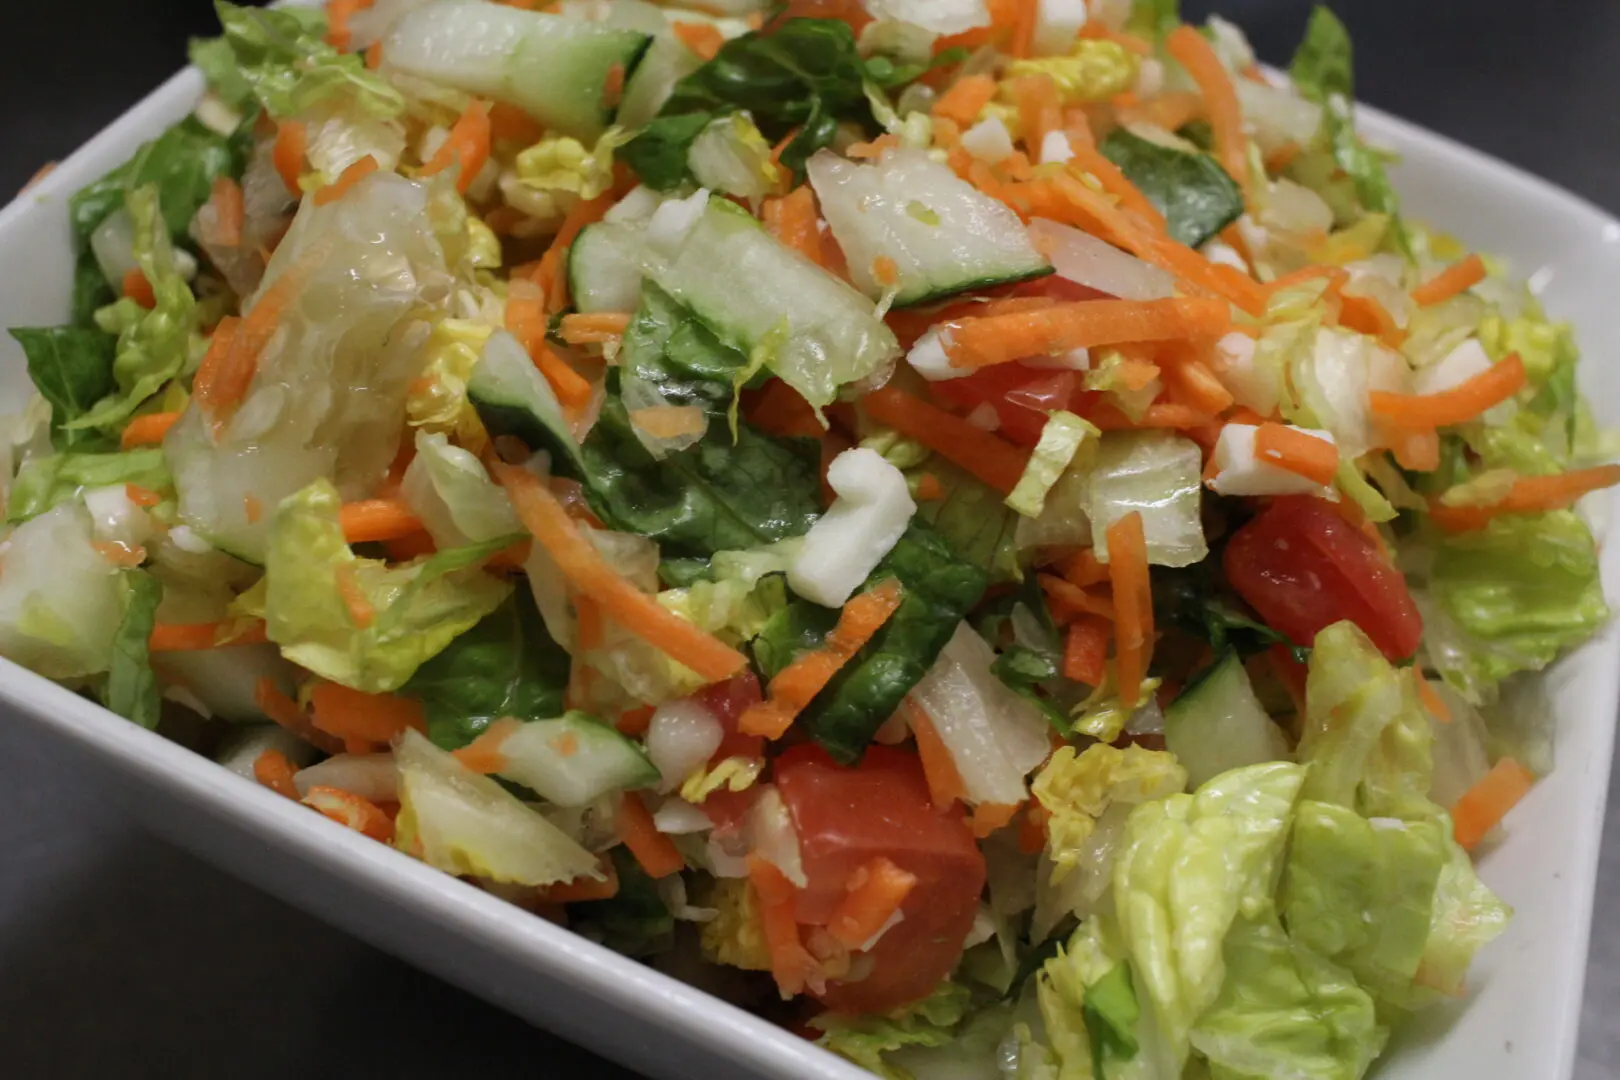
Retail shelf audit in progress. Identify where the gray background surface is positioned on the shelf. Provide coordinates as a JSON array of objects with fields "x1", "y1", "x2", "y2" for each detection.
[{"x1": 2, "y1": 0, "x2": 1618, "y2": 1076}]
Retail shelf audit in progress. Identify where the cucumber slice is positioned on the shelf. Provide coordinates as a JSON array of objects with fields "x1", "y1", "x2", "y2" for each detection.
[
  {"x1": 617, "y1": 34, "x2": 704, "y2": 130},
  {"x1": 645, "y1": 198, "x2": 899, "y2": 407},
  {"x1": 494, "y1": 712, "x2": 660, "y2": 807},
  {"x1": 467, "y1": 330, "x2": 587, "y2": 479},
  {"x1": 807, "y1": 147, "x2": 1052, "y2": 308},
  {"x1": 1164, "y1": 652, "x2": 1291, "y2": 790},
  {"x1": 568, "y1": 222, "x2": 646, "y2": 313},
  {"x1": 384, "y1": 0, "x2": 652, "y2": 140}
]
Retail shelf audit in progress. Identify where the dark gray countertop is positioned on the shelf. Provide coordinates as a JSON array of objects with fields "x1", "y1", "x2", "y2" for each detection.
[{"x1": 3, "y1": 1, "x2": 1618, "y2": 1077}]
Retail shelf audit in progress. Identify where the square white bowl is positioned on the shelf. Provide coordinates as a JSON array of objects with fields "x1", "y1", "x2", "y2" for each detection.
[{"x1": 2, "y1": 64, "x2": 1618, "y2": 1080}]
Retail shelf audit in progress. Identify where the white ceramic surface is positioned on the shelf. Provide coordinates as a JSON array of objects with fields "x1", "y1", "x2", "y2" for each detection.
[{"x1": 1, "y1": 64, "x2": 1617, "y2": 1080}]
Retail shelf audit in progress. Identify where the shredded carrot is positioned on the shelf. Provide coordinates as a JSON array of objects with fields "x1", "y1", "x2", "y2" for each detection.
[
  {"x1": 1416, "y1": 674, "x2": 1451, "y2": 724},
  {"x1": 932, "y1": 74, "x2": 998, "y2": 127},
  {"x1": 422, "y1": 100, "x2": 492, "y2": 194},
  {"x1": 968, "y1": 801, "x2": 1021, "y2": 839},
  {"x1": 1011, "y1": 74, "x2": 1062, "y2": 159},
  {"x1": 828, "y1": 856, "x2": 917, "y2": 947},
  {"x1": 748, "y1": 854, "x2": 817, "y2": 997},
  {"x1": 914, "y1": 472, "x2": 944, "y2": 501},
  {"x1": 1007, "y1": 0, "x2": 1038, "y2": 57},
  {"x1": 92, "y1": 540, "x2": 145, "y2": 567},
  {"x1": 194, "y1": 245, "x2": 322, "y2": 426},
  {"x1": 1369, "y1": 354, "x2": 1526, "y2": 430},
  {"x1": 314, "y1": 155, "x2": 379, "y2": 207},
  {"x1": 906, "y1": 700, "x2": 965, "y2": 809},
  {"x1": 536, "y1": 857, "x2": 620, "y2": 903},
  {"x1": 1063, "y1": 614, "x2": 1111, "y2": 685},
  {"x1": 1451, "y1": 757, "x2": 1536, "y2": 850},
  {"x1": 1161, "y1": 355, "x2": 1234, "y2": 415},
  {"x1": 124, "y1": 482, "x2": 163, "y2": 508},
  {"x1": 1337, "y1": 291, "x2": 1407, "y2": 348},
  {"x1": 761, "y1": 186, "x2": 822, "y2": 267},
  {"x1": 575, "y1": 594, "x2": 605, "y2": 653},
  {"x1": 149, "y1": 619, "x2": 267, "y2": 652},
  {"x1": 121, "y1": 268, "x2": 156, "y2": 309},
  {"x1": 673, "y1": 20, "x2": 726, "y2": 59},
  {"x1": 559, "y1": 311, "x2": 632, "y2": 345},
  {"x1": 1385, "y1": 426, "x2": 1440, "y2": 473},
  {"x1": 1254, "y1": 423, "x2": 1339, "y2": 485},
  {"x1": 1062, "y1": 548, "x2": 1109, "y2": 588},
  {"x1": 871, "y1": 255, "x2": 900, "y2": 287},
  {"x1": 303, "y1": 785, "x2": 395, "y2": 842},
  {"x1": 272, "y1": 121, "x2": 307, "y2": 196},
  {"x1": 120, "y1": 410, "x2": 180, "y2": 449},
  {"x1": 1106, "y1": 511, "x2": 1153, "y2": 709},
  {"x1": 1166, "y1": 26, "x2": 1248, "y2": 193},
  {"x1": 616, "y1": 705, "x2": 656, "y2": 738},
  {"x1": 1264, "y1": 142, "x2": 1302, "y2": 175},
  {"x1": 334, "y1": 564, "x2": 375, "y2": 630},
  {"x1": 602, "y1": 61, "x2": 626, "y2": 110},
  {"x1": 862, "y1": 386, "x2": 1030, "y2": 494},
  {"x1": 530, "y1": 192, "x2": 617, "y2": 311},
  {"x1": 325, "y1": 0, "x2": 375, "y2": 51},
  {"x1": 1069, "y1": 144, "x2": 1167, "y2": 230},
  {"x1": 1116, "y1": 90, "x2": 1202, "y2": 134},
  {"x1": 496, "y1": 464, "x2": 748, "y2": 682},
  {"x1": 452, "y1": 716, "x2": 522, "y2": 774},
  {"x1": 253, "y1": 749, "x2": 300, "y2": 800},
  {"x1": 946, "y1": 298, "x2": 1230, "y2": 369},
  {"x1": 488, "y1": 102, "x2": 544, "y2": 145},
  {"x1": 365, "y1": 40, "x2": 384, "y2": 69},
  {"x1": 1086, "y1": 402, "x2": 1212, "y2": 431},
  {"x1": 1429, "y1": 464, "x2": 1620, "y2": 532},
  {"x1": 1018, "y1": 803, "x2": 1050, "y2": 854},
  {"x1": 617, "y1": 791, "x2": 686, "y2": 879},
  {"x1": 1412, "y1": 254, "x2": 1487, "y2": 307},
  {"x1": 255, "y1": 677, "x2": 344, "y2": 754},
  {"x1": 338, "y1": 498, "x2": 424, "y2": 544},
  {"x1": 630, "y1": 405, "x2": 706, "y2": 440},
  {"x1": 308, "y1": 682, "x2": 426, "y2": 747},
  {"x1": 739, "y1": 578, "x2": 906, "y2": 738},
  {"x1": 506, "y1": 282, "x2": 594, "y2": 408},
  {"x1": 210, "y1": 175, "x2": 244, "y2": 247},
  {"x1": 241, "y1": 494, "x2": 263, "y2": 524},
  {"x1": 1040, "y1": 574, "x2": 1116, "y2": 622},
  {"x1": 846, "y1": 134, "x2": 900, "y2": 160}
]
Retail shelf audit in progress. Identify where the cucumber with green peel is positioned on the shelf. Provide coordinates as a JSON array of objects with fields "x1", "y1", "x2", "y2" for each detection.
[
  {"x1": 493, "y1": 712, "x2": 660, "y2": 807},
  {"x1": 568, "y1": 222, "x2": 647, "y2": 314},
  {"x1": 467, "y1": 329, "x2": 587, "y2": 479},
  {"x1": 1164, "y1": 651, "x2": 1292, "y2": 790}
]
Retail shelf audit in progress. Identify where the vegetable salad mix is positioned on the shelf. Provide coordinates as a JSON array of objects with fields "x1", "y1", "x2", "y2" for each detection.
[{"x1": 2, "y1": 0, "x2": 1616, "y2": 1075}]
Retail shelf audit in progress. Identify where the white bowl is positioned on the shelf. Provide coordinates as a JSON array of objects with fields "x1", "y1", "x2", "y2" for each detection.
[{"x1": 2, "y1": 65, "x2": 1618, "y2": 1080}]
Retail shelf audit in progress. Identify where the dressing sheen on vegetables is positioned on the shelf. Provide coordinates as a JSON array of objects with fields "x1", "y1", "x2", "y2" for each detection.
[{"x1": 3, "y1": 0, "x2": 1613, "y2": 1076}]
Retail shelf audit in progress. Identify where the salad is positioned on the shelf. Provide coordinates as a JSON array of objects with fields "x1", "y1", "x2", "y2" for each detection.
[{"x1": 3, "y1": 0, "x2": 1617, "y2": 1075}]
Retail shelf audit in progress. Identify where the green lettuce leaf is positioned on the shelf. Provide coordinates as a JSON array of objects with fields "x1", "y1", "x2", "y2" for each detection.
[
  {"x1": 1126, "y1": 0, "x2": 1181, "y2": 41},
  {"x1": 1416, "y1": 836, "x2": 1512, "y2": 999},
  {"x1": 752, "y1": 519, "x2": 988, "y2": 761},
  {"x1": 1098, "y1": 129, "x2": 1244, "y2": 249},
  {"x1": 1188, "y1": 913, "x2": 1386, "y2": 1080},
  {"x1": 1428, "y1": 510, "x2": 1608, "y2": 698},
  {"x1": 913, "y1": 457, "x2": 1022, "y2": 584},
  {"x1": 103, "y1": 570, "x2": 164, "y2": 729},
  {"x1": 7, "y1": 327, "x2": 117, "y2": 451},
  {"x1": 204, "y1": 1, "x2": 403, "y2": 120},
  {"x1": 261, "y1": 480, "x2": 513, "y2": 692},
  {"x1": 811, "y1": 981, "x2": 972, "y2": 1079},
  {"x1": 0, "y1": 503, "x2": 125, "y2": 679},
  {"x1": 1007, "y1": 411, "x2": 1098, "y2": 520},
  {"x1": 620, "y1": 18, "x2": 873, "y2": 188},
  {"x1": 1288, "y1": 5, "x2": 1353, "y2": 101},
  {"x1": 71, "y1": 186, "x2": 198, "y2": 433},
  {"x1": 6, "y1": 447, "x2": 170, "y2": 523},
  {"x1": 617, "y1": 281, "x2": 752, "y2": 414},
  {"x1": 1112, "y1": 761, "x2": 1306, "y2": 1066},
  {"x1": 992, "y1": 644, "x2": 1070, "y2": 733},
  {"x1": 189, "y1": 33, "x2": 258, "y2": 111},
  {"x1": 403, "y1": 589, "x2": 571, "y2": 750}
]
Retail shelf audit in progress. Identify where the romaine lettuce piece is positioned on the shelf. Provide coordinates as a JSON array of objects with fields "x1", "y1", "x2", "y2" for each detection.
[
  {"x1": 104, "y1": 570, "x2": 164, "y2": 729},
  {"x1": 6, "y1": 448, "x2": 169, "y2": 524},
  {"x1": 400, "y1": 430, "x2": 521, "y2": 549},
  {"x1": 810, "y1": 981, "x2": 972, "y2": 1079},
  {"x1": 205, "y1": 1, "x2": 404, "y2": 121},
  {"x1": 1085, "y1": 430, "x2": 1206, "y2": 568}
]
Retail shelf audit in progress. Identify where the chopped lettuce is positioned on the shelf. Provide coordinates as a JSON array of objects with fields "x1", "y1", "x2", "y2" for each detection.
[
  {"x1": 400, "y1": 431, "x2": 521, "y2": 549},
  {"x1": 6, "y1": 447, "x2": 169, "y2": 524},
  {"x1": 1086, "y1": 431, "x2": 1206, "y2": 568},
  {"x1": 0, "y1": 503, "x2": 124, "y2": 679},
  {"x1": 811, "y1": 981, "x2": 973, "y2": 1079},
  {"x1": 1007, "y1": 411, "x2": 1099, "y2": 519},
  {"x1": 914, "y1": 457, "x2": 1023, "y2": 584},
  {"x1": 103, "y1": 570, "x2": 164, "y2": 729},
  {"x1": 260, "y1": 480, "x2": 511, "y2": 693},
  {"x1": 203, "y1": 1, "x2": 404, "y2": 120},
  {"x1": 1034, "y1": 745, "x2": 1187, "y2": 887},
  {"x1": 699, "y1": 877, "x2": 773, "y2": 972}
]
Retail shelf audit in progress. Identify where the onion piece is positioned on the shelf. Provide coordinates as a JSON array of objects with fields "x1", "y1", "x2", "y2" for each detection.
[
  {"x1": 1027, "y1": 218, "x2": 1176, "y2": 302},
  {"x1": 294, "y1": 753, "x2": 400, "y2": 802}
]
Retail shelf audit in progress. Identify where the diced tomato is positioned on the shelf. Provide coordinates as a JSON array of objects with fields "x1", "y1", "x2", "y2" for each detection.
[
  {"x1": 774, "y1": 744, "x2": 985, "y2": 1014},
  {"x1": 1224, "y1": 496, "x2": 1423, "y2": 662},
  {"x1": 692, "y1": 672, "x2": 766, "y2": 762},
  {"x1": 929, "y1": 365, "x2": 1083, "y2": 447}
]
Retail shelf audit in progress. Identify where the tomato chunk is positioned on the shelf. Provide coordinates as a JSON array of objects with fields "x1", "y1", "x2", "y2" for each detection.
[
  {"x1": 775, "y1": 745, "x2": 985, "y2": 1014},
  {"x1": 929, "y1": 365, "x2": 1082, "y2": 447},
  {"x1": 1224, "y1": 496, "x2": 1422, "y2": 661},
  {"x1": 692, "y1": 672, "x2": 766, "y2": 763}
]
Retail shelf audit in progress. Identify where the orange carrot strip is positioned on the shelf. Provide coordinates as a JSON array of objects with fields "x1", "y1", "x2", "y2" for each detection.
[
  {"x1": 1166, "y1": 26, "x2": 1248, "y2": 193},
  {"x1": 946, "y1": 298, "x2": 1230, "y2": 369},
  {"x1": 673, "y1": 20, "x2": 725, "y2": 60},
  {"x1": 325, "y1": 0, "x2": 375, "y2": 51},
  {"x1": 748, "y1": 854, "x2": 817, "y2": 997},
  {"x1": 314, "y1": 155, "x2": 379, "y2": 206},
  {"x1": 253, "y1": 749, "x2": 300, "y2": 800},
  {"x1": 452, "y1": 716, "x2": 523, "y2": 774},
  {"x1": 496, "y1": 464, "x2": 748, "y2": 682},
  {"x1": 338, "y1": 498, "x2": 424, "y2": 544},
  {"x1": 915, "y1": 472, "x2": 945, "y2": 501},
  {"x1": 827, "y1": 856, "x2": 917, "y2": 948},
  {"x1": 421, "y1": 100, "x2": 493, "y2": 194},
  {"x1": 308, "y1": 682, "x2": 426, "y2": 746},
  {"x1": 210, "y1": 175, "x2": 245, "y2": 247},
  {"x1": 872, "y1": 255, "x2": 900, "y2": 287},
  {"x1": 1086, "y1": 402, "x2": 1211, "y2": 431},
  {"x1": 254, "y1": 677, "x2": 345, "y2": 754},
  {"x1": 739, "y1": 578, "x2": 906, "y2": 738},
  {"x1": 1161, "y1": 355, "x2": 1234, "y2": 415},
  {"x1": 1011, "y1": 74, "x2": 1062, "y2": 158},
  {"x1": 365, "y1": 40, "x2": 384, "y2": 69},
  {"x1": 559, "y1": 311, "x2": 632, "y2": 345},
  {"x1": 1417, "y1": 675, "x2": 1451, "y2": 724},
  {"x1": 303, "y1": 785, "x2": 395, "y2": 841},
  {"x1": 969, "y1": 801, "x2": 1021, "y2": 838},
  {"x1": 532, "y1": 192, "x2": 617, "y2": 310},
  {"x1": 1337, "y1": 291, "x2": 1407, "y2": 349},
  {"x1": 617, "y1": 791, "x2": 686, "y2": 878},
  {"x1": 1106, "y1": 511, "x2": 1153, "y2": 709},
  {"x1": 537, "y1": 857, "x2": 621, "y2": 903},
  {"x1": 149, "y1": 619, "x2": 268, "y2": 652},
  {"x1": 1254, "y1": 423, "x2": 1339, "y2": 485},
  {"x1": 1412, "y1": 254, "x2": 1487, "y2": 307},
  {"x1": 931, "y1": 74, "x2": 998, "y2": 126},
  {"x1": 121, "y1": 268, "x2": 156, "y2": 309},
  {"x1": 1369, "y1": 354, "x2": 1526, "y2": 430},
  {"x1": 506, "y1": 283, "x2": 595, "y2": 408},
  {"x1": 272, "y1": 121, "x2": 307, "y2": 196},
  {"x1": 1040, "y1": 574, "x2": 1116, "y2": 621},
  {"x1": 124, "y1": 482, "x2": 163, "y2": 508},
  {"x1": 92, "y1": 540, "x2": 146, "y2": 567},
  {"x1": 1069, "y1": 143, "x2": 1167, "y2": 230},
  {"x1": 761, "y1": 186, "x2": 822, "y2": 266},
  {"x1": 120, "y1": 411, "x2": 181, "y2": 449},
  {"x1": 616, "y1": 705, "x2": 656, "y2": 737},
  {"x1": 906, "y1": 700, "x2": 965, "y2": 810},
  {"x1": 1386, "y1": 426, "x2": 1440, "y2": 473},
  {"x1": 862, "y1": 386, "x2": 1031, "y2": 494},
  {"x1": 1063, "y1": 614, "x2": 1111, "y2": 685},
  {"x1": 334, "y1": 564, "x2": 375, "y2": 629},
  {"x1": 1451, "y1": 757, "x2": 1536, "y2": 850},
  {"x1": 194, "y1": 243, "x2": 321, "y2": 425},
  {"x1": 1116, "y1": 90, "x2": 1203, "y2": 133},
  {"x1": 1429, "y1": 465, "x2": 1620, "y2": 533},
  {"x1": 488, "y1": 102, "x2": 544, "y2": 145}
]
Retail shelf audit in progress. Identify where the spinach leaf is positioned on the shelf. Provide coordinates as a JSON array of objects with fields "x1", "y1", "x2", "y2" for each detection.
[
  {"x1": 103, "y1": 571, "x2": 163, "y2": 730},
  {"x1": 1154, "y1": 565, "x2": 1310, "y2": 663},
  {"x1": 69, "y1": 115, "x2": 251, "y2": 250},
  {"x1": 913, "y1": 459, "x2": 1022, "y2": 584},
  {"x1": 6, "y1": 448, "x2": 170, "y2": 523},
  {"x1": 754, "y1": 519, "x2": 989, "y2": 762},
  {"x1": 619, "y1": 282, "x2": 751, "y2": 412},
  {"x1": 571, "y1": 847, "x2": 675, "y2": 958},
  {"x1": 992, "y1": 644, "x2": 1070, "y2": 734},
  {"x1": 862, "y1": 46, "x2": 969, "y2": 91},
  {"x1": 403, "y1": 590, "x2": 571, "y2": 750},
  {"x1": 72, "y1": 254, "x2": 115, "y2": 330},
  {"x1": 1099, "y1": 129, "x2": 1244, "y2": 249},
  {"x1": 620, "y1": 18, "x2": 873, "y2": 188},
  {"x1": 8, "y1": 328, "x2": 117, "y2": 452}
]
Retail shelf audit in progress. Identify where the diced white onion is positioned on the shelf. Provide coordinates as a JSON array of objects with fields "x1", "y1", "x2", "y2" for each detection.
[
  {"x1": 1032, "y1": 0, "x2": 1088, "y2": 56},
  {"x1": 1039, "y1": 130, "x2": 1075, "y2": 166},
  {"x1": 645, "y1": 188, "x2": 711, "y2": 255},
  {"x1": 646, "y1": 699, "x2": 723, "y2": 792},
  {"x1": 1028, "y1": 218, "x2": 1176, "y2": 301},
  {"x1": 961, "y1": 116, "x2": 1016, "y2": 164},
  {"x1": 294, "y1": 753, "x2": 400, "y2": 802},
  {"x1": 789, "y1": 448, "x2": 917, "y2": 608},
  {"x1": 965, "y1": 402, "x2": 1001, "y2": 431},
  {"x1": 907, "y1": 327, "x2": 966, "y2": 382},
  {"x1": 1209, "y1": 423, "x2": 1335, "y2": 498}
]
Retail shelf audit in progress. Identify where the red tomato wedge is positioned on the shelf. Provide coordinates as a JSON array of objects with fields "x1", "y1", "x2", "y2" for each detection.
[
  {"x1": 1224, "y1": 496, "x2": 1423, "y2": 662},
  {"x1": 774, "y1": 745, "x2": 985, "y2": 1014},
  {"x1": 929, "y1": 364, "x2": 1083, "y2": 447},
  {"x1": 691, "y1": 671, "x2": 767, "y2": 763}
]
